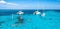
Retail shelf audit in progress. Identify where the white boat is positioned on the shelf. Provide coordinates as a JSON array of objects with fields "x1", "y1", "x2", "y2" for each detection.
[
  {"x1": 33, "y1": 10, "x2": 41, "y2": 15},
  {"x1": 17, "y1": 11, "x2": 24, "y2": 15}
]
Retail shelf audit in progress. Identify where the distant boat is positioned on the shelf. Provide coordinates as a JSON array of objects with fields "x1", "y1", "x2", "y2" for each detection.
[
  {"x1": 33, "y1": 10, "x2": 41, "y2": 15},
  {"x1": 17, "y1": 11, "x2": 24, "y2": 15}
]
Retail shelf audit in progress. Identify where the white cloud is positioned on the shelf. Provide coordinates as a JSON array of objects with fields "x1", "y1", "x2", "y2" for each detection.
[
  {"x1": 0, "y1": 0, "x2": 18, "y2": 5},
  {"x1": 0, "y1": 0, "x2": 40, "y2": 9},
  {"x1": 0, "y1": 0, "x2": 20, "y2": 9},
  {"x1": 7, "y1": 3, "x2": 18, "y2": 6},
  {"x1": 0, "y1": 0, "x2": 6, "y2": 4}
]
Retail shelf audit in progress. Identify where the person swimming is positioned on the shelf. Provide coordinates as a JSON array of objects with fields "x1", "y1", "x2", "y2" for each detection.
[
  {"x1": 15, "y1": 16, "x2": 24, "y2": 25},
  {"x1": 12, "y1": 15, "x2": 24, "y2": 27},
  {"x1": 17, "y1": 16, "x2": 24, "y2": 23}
]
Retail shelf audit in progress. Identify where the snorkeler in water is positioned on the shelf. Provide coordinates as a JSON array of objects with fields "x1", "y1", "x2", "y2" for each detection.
[
  {"x1": 15, "y1": 16, "x2": 24, "y2": 25},
  {"x1": 12, "y1": 16, "x2": 24, "y2": 27},
  {"x1": 17, "y1": 16, "x2": 24, "y2": 23}
]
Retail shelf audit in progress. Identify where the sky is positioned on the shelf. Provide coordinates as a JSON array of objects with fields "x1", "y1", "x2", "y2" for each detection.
[{"x1": 0, "y1": 0, "x2": 60, "y2": 9}]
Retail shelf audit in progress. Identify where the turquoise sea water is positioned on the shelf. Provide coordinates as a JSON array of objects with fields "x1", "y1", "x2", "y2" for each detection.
[{"x1": 0, "y1": 10, "x2": 60, "y2": 29}]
